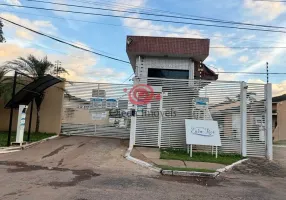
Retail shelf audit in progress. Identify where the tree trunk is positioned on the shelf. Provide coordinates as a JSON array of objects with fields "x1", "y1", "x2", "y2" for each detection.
[
  {"x1": 35, "y1": 108, "x2": 40, "y2": 133},
  {"x1": 35, "y1": 94, "x2": 44, "y2": 133}
]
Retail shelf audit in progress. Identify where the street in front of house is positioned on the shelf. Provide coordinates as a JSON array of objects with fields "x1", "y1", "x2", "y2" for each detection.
[{"x1": 0, "y1": 136, "x2": 286, "y2": 200}]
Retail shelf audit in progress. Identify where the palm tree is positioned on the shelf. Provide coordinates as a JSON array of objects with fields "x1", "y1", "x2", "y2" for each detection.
[
  {"x1": 0, "y1": 67, "x2": 11, "y2": 100},
  {"x1": 3, "y1": 55, "x2": 67, "y2": 132},
  {"x1": 0, "y1": 19, "x2": 5, "y2": 43}
]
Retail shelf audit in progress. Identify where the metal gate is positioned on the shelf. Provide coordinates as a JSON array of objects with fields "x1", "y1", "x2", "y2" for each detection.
[
  {"x1": 61, "y1": 78, "x2": 272, "y2": 158},
  {"x1": 61, "y1": 82, "x2": 133, "y2": 139},
  {"x1": 132, "y1": 77, "x2": 272, "y2": 158}
]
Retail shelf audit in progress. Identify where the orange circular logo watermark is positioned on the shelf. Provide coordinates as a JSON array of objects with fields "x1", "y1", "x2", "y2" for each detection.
[{"x1": 125, "y1": 84, "x2": 161, "y2": 105}]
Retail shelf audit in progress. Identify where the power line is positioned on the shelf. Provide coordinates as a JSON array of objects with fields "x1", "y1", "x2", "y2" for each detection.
[
  {"x1": 67, "y1": 0, "x2": 282, "y2": 25},
  {"x1": 122, "y1": 73, "x2": 134, "y2": 83},
  {"x1": 253, "y1": 0, "x2": 286, "y2": 2},
  {"x1": 216, "y1": 72, "x2": 286, "y2": 74},
  {"x1": 14, "y1": 37, "x2": 132, "y2": 71},
  {"x1": 3, "y1": 8, "x2": 286, "y2": 45},
  {"x1": 210, "y1": 46, "x2": 286, "y2": 49},
  {"x1": 2, "y1": 3, "x2": 286, "y2": 33},
  {"x1": 0, "y1": 16, "x2": 130, "y2": 64},
  {"x1": 71, "y1": 0, "x2": 242, "y2": 24},
  {"x1": 5, "y1": 36, "x2": 98, "y2": 62},
  {"x1": 25, "y1": 0, "x2": 286, "y2": 30}
]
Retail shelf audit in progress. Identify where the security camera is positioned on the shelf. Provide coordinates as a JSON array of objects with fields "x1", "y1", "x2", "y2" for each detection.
[{"x1": 127, "y1": 37, "x2": 133, "y2": 45}]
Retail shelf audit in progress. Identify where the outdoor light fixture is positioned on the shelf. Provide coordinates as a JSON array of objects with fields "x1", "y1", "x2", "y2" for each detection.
[{"x1": 127, "y1": 37, "x2": 133, "y2": 45}]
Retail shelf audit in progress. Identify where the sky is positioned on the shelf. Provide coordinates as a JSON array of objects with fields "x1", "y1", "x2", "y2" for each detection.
[{"x1": 0, "y1": 0, "x2": 286, "y2": 96}]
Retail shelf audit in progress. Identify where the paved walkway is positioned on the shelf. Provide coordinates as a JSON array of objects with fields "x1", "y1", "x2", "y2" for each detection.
[{"x1": 133, "y1": 147, "x2": 226, "y2": 170}]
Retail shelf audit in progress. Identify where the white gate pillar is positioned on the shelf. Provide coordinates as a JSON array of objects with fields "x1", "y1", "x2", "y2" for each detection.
[
  {"x1": 157, "y1": 94, "x2": 163, "y2": 147},
  {"x1": 240, "y1": 82, "x2": 247, "y2": 157},
  {"x1": 265, "y1": 83, "x2": 273, "y2": 160},
  {"x1": 129, "y1": 114, "x2": 136, "y2": 150},
  {"x1": 129, "y1": 77, "x2": 139, "y2": 150}
]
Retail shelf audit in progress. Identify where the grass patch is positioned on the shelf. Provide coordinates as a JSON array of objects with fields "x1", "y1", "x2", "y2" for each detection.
[
  {"x1": 160, "y1": 148, "x2": 244, "y2": 165},
  {"x1": 158, "y1": 165, "x2": 216, "y2": 173},
  {"x1": 0, "y1": 132, "x2": 56, "y2": 147},
  {"x1": 273, "y1": 140, "x2": 286, "y2": 145}
]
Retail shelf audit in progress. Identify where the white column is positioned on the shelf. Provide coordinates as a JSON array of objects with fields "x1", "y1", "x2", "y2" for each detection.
[
  {"x1": 189, "y1": 59, "x2": 194, "y2": 79},
  {"x1": 265, "y1": 83, "x2": 273, "y2": 160},
  {"x1": 240, "y1": 81, "x2": 247, "y2": 157},
  {"x1": 129, "y1": 77, "x2": 139, "y2": 150},
  {"x1": 188, "y1": 59, "x2": 194, "y2": 88},
  {"x1": 129, "y1": 115, "x2": 136, "y2": 149},
  {"x1": 158, "y1": 94, "x2": 163, "y2": 147}
]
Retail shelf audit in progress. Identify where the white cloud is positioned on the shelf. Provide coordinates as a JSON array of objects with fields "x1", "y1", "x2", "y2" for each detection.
[
  {"x1": 117, "y1": 0, "x2": 239, "y2": 60},
  {"x1": 15, "y1": 29, "x2": 34, "y2": 40},
  {"x1": 3, "y1": 0, "x2": 21, "y2": 5},
  {"x1": 0, "y1": 13, "x2": 56, "y2": 31},
  {"x1": 0, "y1": 12, "x2": 126, "y2": 83},
  {"x1": 209, "y1": 33, "x2": 237, "y2": 57},
  {"x1": 239, "y1": 55, "x2": 249, "y2": 63},
  {"x1": 0, "y1": 42, "x2": 126, "y2": 83},
  {"x1": 165, "y1": 26, "x2": 205, "y2": 38},
  {"x1": 247, "y1": 79, "x2": 265, "y2": 84},
  {"x1": 0, "y1": 12, "x2": 57, "y2": 41},
  {"x1": 0, "y1": 43, "x2": 44, "y2": 62},
  {"x1": 50, "y1": 0, "x2": 72, "y2": 17},
  {"x1": 122, "y1": 14, "x2": 205, "y2": 38},
  {"x1": 205, "y1": 56, "x2": 216, "y2": 63},
  {"x1": 115, "y1": 0, "x2": 146, "y2": 11},
  {"x1": 244, "y1": 0, "x2": 286, "y2": 21},
  {"x1": 243, "y1": 34, "x2": 256, "y2": 40},
  {"x1": 272, "y1": 81, "x2": 286, "y2": 96},
  {"x1": 235, "y1": 33, "x2": 286, "y2": 77},
  {"x1": 71, "y1": 41, "x2": 92, "y2": 51},
  {"x1": 248, "y1": 79, "x2": 286, "y2": 96},
  {"x1": 118, "y1": 0, "x2": 205, "y2": 39},
  {"x1": 210, "y1": 44, "x2": 236, "y2": 57},
  {"x1": 209, "y1": 66, "x2": 236, "y2": 81}
]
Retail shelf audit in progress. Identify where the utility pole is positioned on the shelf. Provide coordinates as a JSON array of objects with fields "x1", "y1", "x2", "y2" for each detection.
[
  {"x1": 266, "y1": 62, "x2": 269, "y2": 84},
  {"x1": 54, "y1": 60, "x2": 62, "y2": 76}
]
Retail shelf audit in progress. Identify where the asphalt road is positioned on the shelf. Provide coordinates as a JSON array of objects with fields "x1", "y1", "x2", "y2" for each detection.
[{"x1": 0, "y1": 136, "x2": 285, "y2": 200}]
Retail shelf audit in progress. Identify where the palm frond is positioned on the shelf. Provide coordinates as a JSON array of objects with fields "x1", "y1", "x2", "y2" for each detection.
[{"x1": 2, "y1": 54, "x2": 63, "y2": 79}]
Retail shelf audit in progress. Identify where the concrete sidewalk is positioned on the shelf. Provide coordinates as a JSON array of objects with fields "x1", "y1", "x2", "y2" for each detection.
[{"x1": 133, "y1": 147, "x2": 226, "y2": 171}]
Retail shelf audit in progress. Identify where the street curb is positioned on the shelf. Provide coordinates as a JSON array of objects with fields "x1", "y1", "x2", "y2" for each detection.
[
  {"x1": 216, "y1": 158, "x2": 249, "y2": 173},
  {"x1": 23, "y1": 135, "x2": 59, "y2": 150},
  {"x1": 124, "y1": 148, "x2": 162, "y2": 173},
  {"x1": 161, "y1": 169, "x2": 219, "y2": 177},
  {"x1": 124, "y1": 148, "x2": 248, "y2": 177},
  {"x1": 125, "y1": 148, "x2": 219, "y2": 177},
  {"x1": 0, "y1": 135, "x2": 59, "y2": 154},
  {"x1": 0, "y1": 150, "x2": 21, "y2": 154},
  {"x1": 160, "y1": 158, "x2": 248, "y2": 178}
]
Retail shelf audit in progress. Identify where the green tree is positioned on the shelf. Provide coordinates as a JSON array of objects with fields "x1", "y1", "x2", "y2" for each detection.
[
  {"x1": 0, "y1": 67, "x2": 11, "y2": 100},
  {"x1": 3, "y1": 55, "x2": 67, "y2": 132},
  {"x1": 0, "y1": 19, "x2": 5, "y2": 43}
]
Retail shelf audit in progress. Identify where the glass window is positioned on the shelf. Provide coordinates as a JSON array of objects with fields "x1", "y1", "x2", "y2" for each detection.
[{"x1": 148, "y1": 68, "x2": 189, "y2": 79}]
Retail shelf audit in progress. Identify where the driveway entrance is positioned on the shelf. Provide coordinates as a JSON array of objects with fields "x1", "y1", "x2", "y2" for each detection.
[{"x1": 0, "y1": 136, "x2": 154, "y2": 175}]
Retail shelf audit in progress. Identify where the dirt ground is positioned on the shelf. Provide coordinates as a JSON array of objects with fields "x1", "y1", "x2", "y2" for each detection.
[{"x1": 0, "y1": 136, "x2": 286, "y2": 200}]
